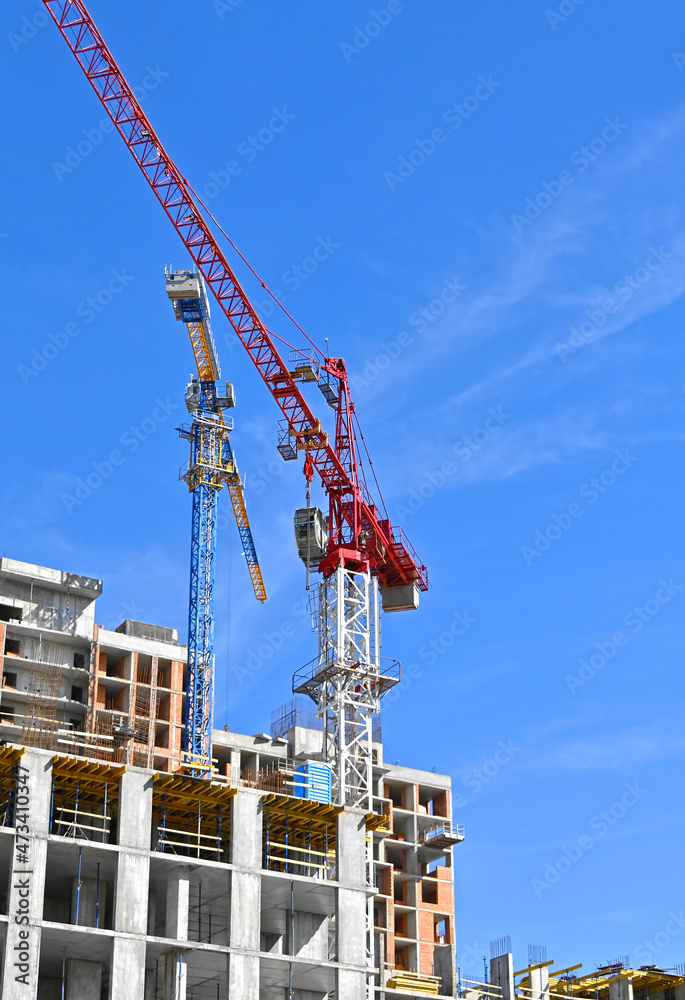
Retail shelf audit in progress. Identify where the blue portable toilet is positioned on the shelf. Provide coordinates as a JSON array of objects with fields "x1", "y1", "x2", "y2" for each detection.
[{"x1": 293, "y1": 761, "x2": 332, "y2": 803}]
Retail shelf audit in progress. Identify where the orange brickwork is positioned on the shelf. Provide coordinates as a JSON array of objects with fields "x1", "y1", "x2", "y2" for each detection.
[
  {"x1": 87, "y1": 632, "x2": 185, "y2": 771},
  {"x1": 377, "y1": 779, "x2": 457, "y2": 990}
]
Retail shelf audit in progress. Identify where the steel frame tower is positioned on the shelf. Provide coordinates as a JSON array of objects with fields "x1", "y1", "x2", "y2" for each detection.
[
  {"x1": 180, "y1": 405, "x2": 227, "y2": 770},
  {"x1": 168, "y1": 270, "x2": 266, "y2": 772},
  {"x1": 292, "y1": 361, "x2": 403, "y2": 809}
]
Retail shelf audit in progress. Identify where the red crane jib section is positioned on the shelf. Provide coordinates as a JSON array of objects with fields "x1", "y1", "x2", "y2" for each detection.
[{"x1": 43, "y1": 0, "x2": 428, "y2": 594}]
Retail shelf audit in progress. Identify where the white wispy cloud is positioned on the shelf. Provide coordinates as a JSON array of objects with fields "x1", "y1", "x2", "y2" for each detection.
[{"x1": 356, "y1": 105, "x2": 685, "y2": 496}]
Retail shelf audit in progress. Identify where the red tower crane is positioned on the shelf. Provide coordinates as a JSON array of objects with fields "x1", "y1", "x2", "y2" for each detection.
[{"x1": 41, "y1": 0, "x2": 429, "y2": 803}]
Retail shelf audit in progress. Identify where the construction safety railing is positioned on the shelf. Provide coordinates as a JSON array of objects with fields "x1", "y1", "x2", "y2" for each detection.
[
  {"x1": 50, "y1": 759, "x2": 123, "y2": 843},
  {"x1": 262, "y1": 794, "x2": 339, "y2": 880},
  {"x1": 458, "y1": 976, "x2": 504, "y2": 1000},
  {"x1": 293, "y1": 653, "x2": 400, "y2": 700},
  {"x1": 418, "y1": 823, "x2": 466, "y2": 846},
  {"x1": 152, "y1": 774, "x2": 235, "y2": 861}
]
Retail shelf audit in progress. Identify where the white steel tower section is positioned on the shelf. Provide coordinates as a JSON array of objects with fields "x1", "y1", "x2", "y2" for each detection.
[{"x1": 294, "y1": 563, "x2": 399, "y2": 810}]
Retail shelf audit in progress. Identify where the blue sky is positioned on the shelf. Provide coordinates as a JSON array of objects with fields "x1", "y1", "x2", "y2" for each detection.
[{"x1": 3, "y1": 0, "x2": 685, "y2": 976}]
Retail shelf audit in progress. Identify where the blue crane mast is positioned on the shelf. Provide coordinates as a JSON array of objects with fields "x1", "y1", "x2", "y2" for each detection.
[{"x1": 166, "y1": 267, "x2": 266, "y2": 774}]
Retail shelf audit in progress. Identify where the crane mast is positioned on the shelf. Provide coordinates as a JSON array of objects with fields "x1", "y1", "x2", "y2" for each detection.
[
  {"x1": 41, "y1": 0, "x2": 428, "y2": 811},
  {"x1": 166, "y1": 268, "x2": 266, "y2": 772}
]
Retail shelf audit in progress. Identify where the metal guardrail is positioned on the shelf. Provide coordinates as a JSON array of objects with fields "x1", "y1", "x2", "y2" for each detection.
[
  {"x1": 293, "y1": 654, "x2": 400, "y2": 698},
  {"x1": 419, "y1": 823, "x2": 465, "y2": 845}
]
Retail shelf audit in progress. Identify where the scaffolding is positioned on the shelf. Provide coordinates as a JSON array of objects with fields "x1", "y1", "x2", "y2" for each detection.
[
  {"x1": 152, "y1": 773, "x2": 236, "y2": 860},
  {"x1": 262, "y1": 792, "x2": 340, "y2": 879},
  {"x1": 271, "y1": 697, "x2": 383, "y2": 744},
  {"x1": 50, "y1": 757, "x2": 124, "y2": 842},
  {"x1": 21, "y1": 655, "x2": 62, "y2": 752}
]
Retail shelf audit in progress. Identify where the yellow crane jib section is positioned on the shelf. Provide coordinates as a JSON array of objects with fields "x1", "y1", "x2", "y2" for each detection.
[{"x1": 226, "y1": 473, "x2": 268, "y2": 604}]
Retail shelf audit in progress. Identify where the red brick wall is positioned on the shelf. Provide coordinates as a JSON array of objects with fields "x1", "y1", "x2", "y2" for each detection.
[{"x1": 416, "y1": 866, "x2": 454, "y2": 975}]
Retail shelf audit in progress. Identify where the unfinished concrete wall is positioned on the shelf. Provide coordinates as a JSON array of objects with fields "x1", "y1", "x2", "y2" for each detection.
[
  {"x1": 226, "y1": 788, "x2": 261, "y2": 1000},
  {"x1": 1, "y1": 747, "x2": 52, "y2": 1000},
  {"x1": 110, "y1": 768, "x2": 153, "y2": 999},
  {"x1": 490, "y1": 953, "x2": 514, "y2": 1000},
  {"x1": 336, "y1": 809, "x2": 368, "y2": 1000}
]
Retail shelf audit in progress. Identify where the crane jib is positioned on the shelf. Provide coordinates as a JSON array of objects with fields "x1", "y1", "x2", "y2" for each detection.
[{"x1": 42, "y1": 0, "x2": 428, "y2": 594}]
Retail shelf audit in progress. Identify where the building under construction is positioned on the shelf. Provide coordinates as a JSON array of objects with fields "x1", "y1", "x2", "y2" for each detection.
[
  {"x1": 462, "y1": 944, "x2": 685, "y2": 1000},
  {"x1": 8, "y1": 5, "x2": 675, "y2": 1000},
  {"x1": 0, "y1": 557, "x2": 463, "y2": 999}
]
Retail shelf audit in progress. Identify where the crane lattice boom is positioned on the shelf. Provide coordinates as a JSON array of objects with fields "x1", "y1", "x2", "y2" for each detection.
[{"x1": 41, "y1": 0, "x2": 428, "y2": 602}]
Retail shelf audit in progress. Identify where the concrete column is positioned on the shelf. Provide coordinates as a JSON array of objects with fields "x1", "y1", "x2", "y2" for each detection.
[
  {"x1": 161, "y1": 949, "x2": 188, "y2": 1000},
  {"x1": 230, "y1": 749, "x2": 241, "y2": 786},
  {"x1": 490, "y1": 953, "x2": 514, "y2": 1000},
  {"x1": 109, "y1": 937, "x2": 148, "y2": 1000},
  {"x1": 610, "y1": 977, "x2": 634, "y2": 1000},
  {"x1": 110, "y1": 768, "x2": 153, "y2": 1000},
  {"x1": 66, "y1": 958, "x2": 102, "y2": 1000},
  {"x1": 226, "y1": 789, "x2": 262, "y2": 1000},
  {"x1": 530, "y1": 966, "x2": 550, "y2": 1000},
  {"x1": 165, "y1": 868, "x2": 190, "y2": 940},
  {"x1": 295, "y1": 912, "x2": 328, "y2": 960},
  {"x1": 1, "y1": 746, "x2": 53, "y2": 1000},
  {"x1": 336, "y1": 809, "x2": 368, "y2": 1000}
]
